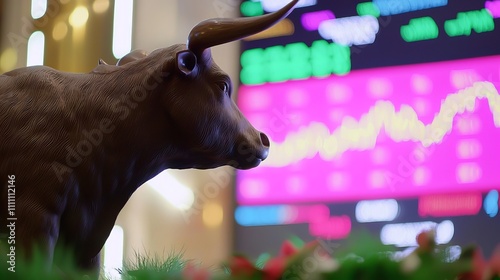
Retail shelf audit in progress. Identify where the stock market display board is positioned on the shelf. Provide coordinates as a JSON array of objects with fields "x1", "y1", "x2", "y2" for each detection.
[{"x1": 234, "y1": 0, "x2": 500, "y2": 259}]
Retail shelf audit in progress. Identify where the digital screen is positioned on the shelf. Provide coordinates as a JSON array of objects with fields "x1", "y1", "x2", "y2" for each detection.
[{"x1": 234, "y1": 0, "x2": 500, "y2": 258}]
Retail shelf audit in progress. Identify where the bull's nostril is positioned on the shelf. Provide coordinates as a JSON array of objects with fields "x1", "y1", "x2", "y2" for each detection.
[{"x1": 260, "y1": 132, "x2": 270, "y2": 148}]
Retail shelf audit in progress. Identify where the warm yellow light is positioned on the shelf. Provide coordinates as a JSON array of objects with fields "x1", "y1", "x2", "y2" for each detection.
[
  {"x1": 69, "y1": 6, "x2": 89, "y2": 28},
  {"x1": 245, "y1": 19, "x2": 295, "y2": 41},
  {"x1": 0, "y1": 48, "x2": 18, "y2": 72},
  {"x1": 93, "y1": 0, "x2": 110, "y2": 13},
  {"x1": 52, "y1": 21, "x2": 68, "y2": 41},
  {"x1": 202, "y1": 203, "x2": 224, "y2": 228}
]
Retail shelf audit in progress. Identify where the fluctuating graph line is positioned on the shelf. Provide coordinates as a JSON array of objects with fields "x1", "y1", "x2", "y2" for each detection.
[{"x1": 263, "y1": 82, "x2": 500, "y2": 167}]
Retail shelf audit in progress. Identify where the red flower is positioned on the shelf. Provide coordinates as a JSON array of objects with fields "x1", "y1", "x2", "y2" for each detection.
[
  {"x1": 229, "y1": 255, "x2": 258, "y2": 277},
  {"x1": 279, "y1": 240, "x2": 299, "y2": 258},
  {"x1": 416, "y1": 230, "x2": 435, "y2": 252},
  {"x1": 263, "y1": 257, "x2": 287, "y2": 280},
  {"x1": 228, "y1": 239, "x2": 319, "y2": 280},
  {"x1": 459, "y1": 249, "x2": 487, "y2": 280},
  {"x1": 260, "y1": 241, "x2": 296, "y2": 280}
]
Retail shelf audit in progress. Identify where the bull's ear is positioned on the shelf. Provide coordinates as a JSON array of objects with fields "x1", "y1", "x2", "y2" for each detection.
[
  {"x1": 176, "y1": 50, "x2": 198, "y2": 75},
  {"x1": 117, "y1": 49, "x2": 148, "y2": 66}
]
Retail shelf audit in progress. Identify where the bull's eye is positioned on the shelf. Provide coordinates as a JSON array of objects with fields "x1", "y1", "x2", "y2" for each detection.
[{"x1": 218, "y1": 82, "x2": 230, "y2": 96}]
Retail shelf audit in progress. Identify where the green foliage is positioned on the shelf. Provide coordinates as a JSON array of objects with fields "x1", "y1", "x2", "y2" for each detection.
[
  {"x1": 120, "y1": 250, "x2": 187, "y2": 280},
  {"x1": 0, "y1": 233, "x2": 494, "y2": 280},
  {"x1": 1, "y1": 244, "x2": 91, "y2": 280}
]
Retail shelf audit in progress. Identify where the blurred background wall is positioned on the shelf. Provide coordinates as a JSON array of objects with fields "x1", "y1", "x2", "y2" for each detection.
[{"x1": 0, "y1": 0, "x2": 241, "y2": 274}]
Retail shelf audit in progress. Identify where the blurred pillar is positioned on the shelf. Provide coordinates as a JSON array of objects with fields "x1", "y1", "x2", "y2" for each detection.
[
  {"x1": 0, "y1": 1, "x2": 29, "y2": 72},
  {"x1": 133, "y1": 0, "x2": 178, "y2": 50},
  {"x1": 0, "y1": 0, "x2": 116, "y2": 73},
  {"x1": 37, "y1": 0, "x2": 115, "y2": 72}
]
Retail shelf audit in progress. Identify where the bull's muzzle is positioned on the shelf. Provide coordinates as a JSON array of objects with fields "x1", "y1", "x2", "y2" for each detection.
[{"x1": 233, "y1": 131, "x2": 270, "y2": 170}]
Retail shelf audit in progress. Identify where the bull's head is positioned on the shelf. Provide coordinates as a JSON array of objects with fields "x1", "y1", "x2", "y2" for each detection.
[{"x1": 135, "y1": 0, "x2": 298, "y2": 170}]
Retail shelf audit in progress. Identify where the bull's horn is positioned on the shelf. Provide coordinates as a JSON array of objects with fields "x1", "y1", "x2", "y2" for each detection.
[{"x1": 187, "y1": 0, "x2": 299, "y2": 57}]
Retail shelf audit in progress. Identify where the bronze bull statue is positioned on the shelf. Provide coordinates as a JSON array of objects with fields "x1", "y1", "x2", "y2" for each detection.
[{"x1": 0, "y1": 0, "x2": 298, "y2": 275}]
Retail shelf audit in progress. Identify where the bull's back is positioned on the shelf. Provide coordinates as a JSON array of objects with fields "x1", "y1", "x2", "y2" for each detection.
[
  {"x1": 0, "y1": 67, "x2": 76, "y2": 229},
  {"x1": 0, "y1": 66, "x2": 73, "y2": 164}
]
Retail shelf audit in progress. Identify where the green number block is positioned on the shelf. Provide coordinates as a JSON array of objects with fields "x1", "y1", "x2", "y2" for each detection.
[
  {"x1": 241, "y1": 48, "x2": 265, "y2": 67},
  {"x1": 240, "y1": 1, "x2": 264, "y2": 17},
  {"x1": 401, "y1": 17, "x2": 439, "y2": 42},
  {"x1": 241, "y1": 64, "x2": 267, "y2": 85},
  {"x1": 357, "y1": 2, "x2": 381, "y2": 17}
]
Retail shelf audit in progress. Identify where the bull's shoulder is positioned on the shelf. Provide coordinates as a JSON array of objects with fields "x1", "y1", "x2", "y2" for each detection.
[
  {"x1": 2, "y1": 65, "x2": 58, "y2": 78},
  {"x1": 0, "y1": 66, "x2": 83, "y2": 124},
  {"x1": 1, "y1": 66, "x2": 70, "y2": 94}
]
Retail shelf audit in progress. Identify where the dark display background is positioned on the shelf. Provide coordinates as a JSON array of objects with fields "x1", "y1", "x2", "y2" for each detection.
[{"x1": 235, "y1": 0, "x2": 500, "y2": 259}]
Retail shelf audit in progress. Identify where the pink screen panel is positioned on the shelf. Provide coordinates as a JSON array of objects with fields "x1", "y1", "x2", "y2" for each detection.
[{"x1": 237, "y1": 55, "x2": 500, "y2": 205}]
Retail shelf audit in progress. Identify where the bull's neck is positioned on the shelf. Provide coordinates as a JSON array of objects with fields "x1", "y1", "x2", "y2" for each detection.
[{"x1": 69, "y1": 72, "x2": 174, "y2": 200}]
